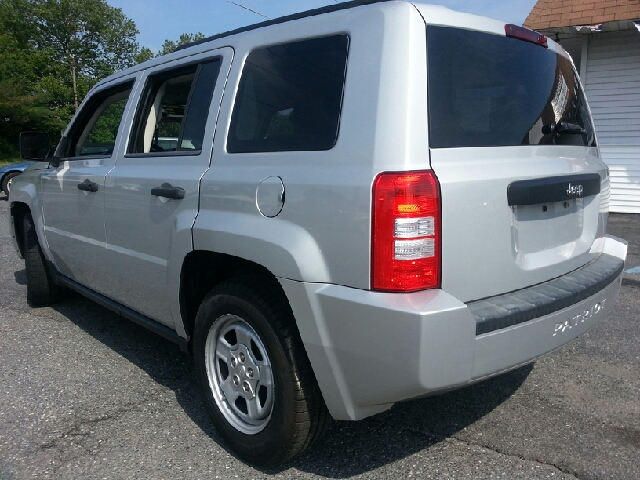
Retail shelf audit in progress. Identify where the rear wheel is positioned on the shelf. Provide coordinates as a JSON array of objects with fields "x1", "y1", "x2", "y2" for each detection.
[
  {"x1": 193, "y1": 277, "x2": 330, "y2": 466},
  {"x1": 23, "y1": 213, "x2": 60, "y2": 306}
]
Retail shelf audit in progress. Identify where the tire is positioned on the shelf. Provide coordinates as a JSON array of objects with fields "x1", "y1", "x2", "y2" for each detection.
[
  {"x1": 23, "y1": 213, "x2": 60, "y2": 306},
  {"x1": 2, "y1": 171, "x2": 20, "y2": 197},
  {"x1": 193, "y1": 277, "x2": 330, "y2": 466}
]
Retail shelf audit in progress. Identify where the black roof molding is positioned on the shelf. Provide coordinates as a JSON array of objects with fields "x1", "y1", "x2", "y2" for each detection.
[{"x1": 175, "y1": 0, "x2": 394, "y2": 52}]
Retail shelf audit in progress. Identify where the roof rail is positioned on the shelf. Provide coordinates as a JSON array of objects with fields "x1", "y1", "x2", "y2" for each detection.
[{"x1": 175, "y1": 0, "x2": 394, "y2": 52}]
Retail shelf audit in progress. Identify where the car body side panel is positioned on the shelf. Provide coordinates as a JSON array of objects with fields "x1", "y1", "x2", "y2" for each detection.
[{"x1": 196, "y1": 2, "x2": 430, "y2": 289}]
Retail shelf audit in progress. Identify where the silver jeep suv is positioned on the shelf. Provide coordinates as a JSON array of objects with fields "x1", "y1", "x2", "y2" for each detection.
[{"x1": 9, "y1": 0, "x2": 627, "y2": 466}]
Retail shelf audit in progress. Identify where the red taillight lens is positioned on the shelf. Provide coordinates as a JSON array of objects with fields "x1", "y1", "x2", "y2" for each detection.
[
  {"x1": 372, "y1": 170, "x2": 441, "y2": 292},
  {"x1": 505, "y1": 24, "x2": 548, "y2": 48}
]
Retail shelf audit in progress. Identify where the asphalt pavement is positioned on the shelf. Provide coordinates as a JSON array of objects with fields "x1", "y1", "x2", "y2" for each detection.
[{"x1": 0, "y1": 195, "x2": 638, "y2": 480}]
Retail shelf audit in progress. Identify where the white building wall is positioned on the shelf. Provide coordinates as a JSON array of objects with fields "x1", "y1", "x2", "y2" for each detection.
[
  {"x1": 559, "y1": 36, "x2": 583, "y2": 71},
  {"x1": 584, "y1": 30, "x2": 640, "y2": 213}
]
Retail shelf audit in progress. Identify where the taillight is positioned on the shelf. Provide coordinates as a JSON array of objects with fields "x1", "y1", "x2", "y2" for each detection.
[
  {"x1": 372, "y1": 170, "x2": 441, "y2": 292},
  {"x1": 505, "y1": 24, "x2": 548, "y2": 48}
]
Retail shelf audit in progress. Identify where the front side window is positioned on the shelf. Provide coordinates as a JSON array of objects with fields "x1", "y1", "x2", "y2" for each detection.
[
  {"x1": 228, "y1": 34, "x2": 350, "y2": 153},
  {"x1": 427, "y1": 26, "x2": 596, "y2": 148},
  {"x1": 128, "y1": 59, "x2": 221, "y2": 154},
  {"x1": 63, "y1": 82, "x2": 133, "y2": 158}
]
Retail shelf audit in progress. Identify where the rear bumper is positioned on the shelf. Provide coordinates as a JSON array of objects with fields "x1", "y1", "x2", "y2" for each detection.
[{"x1": 280, "y1": 235, "x2": 627, "y2": 421}]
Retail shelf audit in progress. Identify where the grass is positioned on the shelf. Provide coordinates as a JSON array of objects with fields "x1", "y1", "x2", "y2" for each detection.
[{"x1": 0, "y1": 158, "x2": 23, "y2": 167}]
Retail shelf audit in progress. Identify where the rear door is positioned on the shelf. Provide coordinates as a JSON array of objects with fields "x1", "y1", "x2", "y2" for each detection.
[
  {"x1": 100, "y1": 48, "x2": 232, "y2": 327},
  {"x1": 424, "y1": 25, "x2": 608, "y2": 302}
]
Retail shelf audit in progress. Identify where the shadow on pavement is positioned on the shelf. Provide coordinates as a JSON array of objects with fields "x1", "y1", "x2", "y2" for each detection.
[
  {"x1": 14, "y1": 269, "x2": 26, "y2": 285},
  {"x1": 49, "y1": 291, "x2": 530, "y2": 476},
  {"x1": 285, "y1": 365, "x2": 531, "y2": 477}
]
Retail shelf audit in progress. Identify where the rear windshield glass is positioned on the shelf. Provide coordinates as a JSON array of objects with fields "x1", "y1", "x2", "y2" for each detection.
[{"x1": 427, "y1": 26, "x2": 596, "y2": 148}]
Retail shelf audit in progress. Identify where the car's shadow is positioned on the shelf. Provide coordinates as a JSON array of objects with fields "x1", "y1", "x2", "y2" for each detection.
[
  {"x1": 47, "y1": 285, "x2": 530, "y2": 477},
  {"x1": 14, "y1": 269, "x2": 26, "y2": 285},
  {"x1": 287, "y1": 365, "x2": 531, "y2": 477}
]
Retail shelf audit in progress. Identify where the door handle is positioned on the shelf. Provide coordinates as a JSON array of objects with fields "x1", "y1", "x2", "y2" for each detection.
[
  {"x1": 77, "y1": 180, "x2": 98, "y2": 192},
  {"x1": 151, "y1": 183, "x2": 185, "y2": 200}
]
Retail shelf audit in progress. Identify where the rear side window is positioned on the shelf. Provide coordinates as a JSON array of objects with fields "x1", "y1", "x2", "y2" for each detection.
[
  {"x1": 128, "y1": 59, "x2": 221, "y2": 154},
  {"x1": 227, "y1": 35, "x2": 349, "y2": 153},
  {"x1": 427, "y1": 26, "x2": 596, "y2": 148}
]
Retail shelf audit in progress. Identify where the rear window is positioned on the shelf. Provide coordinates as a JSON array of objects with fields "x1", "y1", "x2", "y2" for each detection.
[{"x1": 427, "y1": 26, "x2": 596, "y2": 148}]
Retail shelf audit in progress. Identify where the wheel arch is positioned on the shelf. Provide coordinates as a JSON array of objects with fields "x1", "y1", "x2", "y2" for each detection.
[
  {"x1": 1, "y1": 169, "x2": 20, "y2": 188},
  {"x1": 179, "y1": 251, "x2": 286, "y2": 345},
  {"x1": 10, "y1": 201, "x2": 31, "y2": 258}
]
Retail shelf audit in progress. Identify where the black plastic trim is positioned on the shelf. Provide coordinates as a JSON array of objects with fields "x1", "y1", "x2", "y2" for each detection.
[
  {"x1": 125, "y1": 151, "x2": 202, "y2": 158},
  {"x1": 56, "y1": 274, "x2": 189, "y2": 351},
  {"x1": 175, "y1": 0, "x2": 390, "y2": 52},
  {"x1": 469, "y1": 254, "x2": 624, "y2": 336},
  {"x1": 507, "y1": 173, "x2": 601, "y2": 206}
]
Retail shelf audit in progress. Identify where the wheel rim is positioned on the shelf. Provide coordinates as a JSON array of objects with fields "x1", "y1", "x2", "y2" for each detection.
[{"x1": 205, "y1": 314, "x2": 274, "y2": 434}]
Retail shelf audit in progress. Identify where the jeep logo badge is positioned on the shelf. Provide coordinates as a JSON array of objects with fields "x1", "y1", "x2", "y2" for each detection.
[{"x1": 567, "y1": 183, "x2": 584, "y2": 197}]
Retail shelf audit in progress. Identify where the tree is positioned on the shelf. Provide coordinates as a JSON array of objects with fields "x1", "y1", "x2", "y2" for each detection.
[
  {"x1": 158, "y1": 33, "x2": 205, "y2": 57},
  {"x1": 0, "y1": 0, "x2": 208, "y2": 158},
  {"x1": 134, "y1": 46, "x2": 154, "y2": 65},
  {"x1": 0, "y1": 79, "x2": 66, "y2": 159},
  {"x1": 0, "y1": 0, "x2": 143, "y2": 157},
  {"x1": 27, "y1": 0, "x2": 139, "y2": 110}
]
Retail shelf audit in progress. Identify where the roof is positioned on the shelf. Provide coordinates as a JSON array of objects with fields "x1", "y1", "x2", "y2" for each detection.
[
  {"x1": 524, "y1": 0, "x2": 640, "y2": 31},
  {"x1": 176, "y1": 0, "x2": 391, "y2": 52}
]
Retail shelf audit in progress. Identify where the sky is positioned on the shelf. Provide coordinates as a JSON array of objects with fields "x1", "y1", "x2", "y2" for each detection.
[{"x1": 107, "y1": 0, "x2": 539, "y2": 53}]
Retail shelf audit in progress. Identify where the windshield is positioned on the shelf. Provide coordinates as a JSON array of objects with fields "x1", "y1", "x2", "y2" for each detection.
[{"x1": 427, "y1": 26, "x2": 596, "y2": 148}]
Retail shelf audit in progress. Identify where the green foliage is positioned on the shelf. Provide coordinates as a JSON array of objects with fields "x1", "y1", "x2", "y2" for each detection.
[
  {"x1": 0, "y1": 157, "x2": 22, "y2": 166},
  {"x1": 0, "y1": 79, "x2": 66, "y2": 159},
  {"x1": 85, "y1": 98, "x2": 127, "y2": 144},
  {"x1": 27, "y1": 0, "x2": 140, "y2": 78},
  {"x1": 158, "y1": 32, "x2": 205, "y2": 56},
  {"x1": 0, "y1": 0, "x2": 209, "y2": 158},
  {"x1": 134, "y1": 47, "x2": 154, "y2": 64},
  {"x1": 0, "y1": 0, "x2": 142, "y2": 157}
]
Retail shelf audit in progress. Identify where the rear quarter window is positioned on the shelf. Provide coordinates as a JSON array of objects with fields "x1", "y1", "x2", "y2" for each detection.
[{"x1": 227, "y1": 34, "x2": 349, "y2": 153}]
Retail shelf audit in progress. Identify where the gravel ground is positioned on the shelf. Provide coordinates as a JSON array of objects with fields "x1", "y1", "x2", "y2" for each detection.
[{"x1": 1, "y1": 196, "x2": 638, "y2": 480}]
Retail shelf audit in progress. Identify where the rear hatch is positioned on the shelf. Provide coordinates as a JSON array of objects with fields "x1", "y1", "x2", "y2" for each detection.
[{"x1": 423, "y1": 20, "x2": 608, "y2": 302}]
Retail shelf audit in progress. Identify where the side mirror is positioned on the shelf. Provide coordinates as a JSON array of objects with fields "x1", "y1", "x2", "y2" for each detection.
[{"x1": 20, "y1": 132, "x2": 51, "y2": 160}]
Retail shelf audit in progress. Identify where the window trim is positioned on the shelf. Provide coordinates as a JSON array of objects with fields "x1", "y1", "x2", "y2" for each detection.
[
  {"x1": 125, "y1": 150, "x2": 202, "y2": 159},
  {"x1": 126, "y1": 57, "x2": 222, "y2": 158}
]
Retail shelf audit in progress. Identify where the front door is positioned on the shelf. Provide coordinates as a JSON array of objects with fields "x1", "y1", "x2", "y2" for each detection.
[{"x1": 40, "y1": 80, "x2": 137, "y2": 290}]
